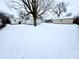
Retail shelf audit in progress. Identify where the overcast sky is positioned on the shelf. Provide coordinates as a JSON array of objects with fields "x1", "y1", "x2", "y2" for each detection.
[
  {"x1": 58, "y1": 0, "x2": 79, "y2": 16},
  {"x1": 0, "y1": 0, "x2": 79, "y2": 18}
]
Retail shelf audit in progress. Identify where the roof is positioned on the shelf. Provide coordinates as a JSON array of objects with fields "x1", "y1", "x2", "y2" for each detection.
[{"x1": 53, "y1": 17, "x2": 74, "y2": 20}]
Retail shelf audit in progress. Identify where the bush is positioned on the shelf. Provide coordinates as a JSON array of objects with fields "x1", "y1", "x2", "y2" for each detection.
[
  {"x1": 45, "y1": 19, "x2": 53, "y2": 23},
  {"x1": 0, "y1": 24, "x2": 6, "y2": 29},
  {"x1": 73, "y1": 16, "x2": 79, "y2": 25},
  {"x1": 0, "y1": 12, "x2": 11, "y2": 29}
]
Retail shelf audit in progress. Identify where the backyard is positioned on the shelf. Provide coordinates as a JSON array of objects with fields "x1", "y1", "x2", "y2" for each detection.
[{"x1": 0, "y1": 23, "x2": 79, "y2": 59}]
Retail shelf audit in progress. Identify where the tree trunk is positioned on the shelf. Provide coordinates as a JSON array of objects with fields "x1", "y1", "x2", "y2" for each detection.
[
  {"x1": 58, "y1": 14, "x2": 60, "y2": 18},
  {"x1": 33, "y1": 14, "x2": 37, "y2": 26}
]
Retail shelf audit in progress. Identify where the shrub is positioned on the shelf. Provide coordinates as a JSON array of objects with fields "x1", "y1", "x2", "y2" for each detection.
[
  {"x1": 73, "y1": 16, "x2": 79, "y2": 25},
  {"x1": 0, "y1": 12, "x2": 11, "y2": 29},
  {"x1": 45, "y1": 19, "x2": 53, "y2": 23}
]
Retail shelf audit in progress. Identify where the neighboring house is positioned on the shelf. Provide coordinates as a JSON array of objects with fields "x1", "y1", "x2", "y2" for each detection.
[
  {"x1": 26, "y1": 18, "x2": 41, "y2": 25},
  {"x1": 11, "y1": 17, "x2": 42, "y2": 25},
  {"x1": 11, "y1": 18, "x2": 25, "y2": 25},
  {"x1": 53, "y1": 18, "x2": 74, "y2": 24}
]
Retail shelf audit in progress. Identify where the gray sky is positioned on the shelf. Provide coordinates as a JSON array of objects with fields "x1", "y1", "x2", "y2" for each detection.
[
  {"x1": 0, "y1": 0, "x2": 79, "y2": 17},
  {"x1": 0, "y1": 0, "x2": 16, "y2": 15},
  {"x1": 0, "y1": 0, "x2": 11, "y2": 13},
  {"x1": 54, "y1": 0, "x2": 79, "y2": 16}
]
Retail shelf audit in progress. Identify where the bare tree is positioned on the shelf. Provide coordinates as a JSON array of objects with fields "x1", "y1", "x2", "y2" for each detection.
[
  {"x1": 8, "y1": 0, "x2": 53, "y2": 26},
  {"x1": 52, "y1": 1, "x2": 67, "y2": 18}
]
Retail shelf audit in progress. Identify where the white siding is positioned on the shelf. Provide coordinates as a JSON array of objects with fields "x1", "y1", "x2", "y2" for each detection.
[{"x1": 53, "y1": 18, "x2": 73, "y2": 24}]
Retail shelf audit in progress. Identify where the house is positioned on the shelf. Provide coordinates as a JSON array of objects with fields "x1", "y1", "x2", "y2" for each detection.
[
  {"x1": 26, "y1": 18, "x2": 41, "y2": 25},
  {"x1": 10, "y1": 18, "x2": 24, "y2": 25},
  {"x1": 53, "y1": 17, "x2": 74, "y2": 24},
  {"x1": 11, "y1": 17, "x2": 42, "y2": 25}
]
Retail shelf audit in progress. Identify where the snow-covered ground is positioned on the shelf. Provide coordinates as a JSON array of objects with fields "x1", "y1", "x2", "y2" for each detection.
[{"x1": 0, "y1": 23, "x2": 79, "y2": 59}]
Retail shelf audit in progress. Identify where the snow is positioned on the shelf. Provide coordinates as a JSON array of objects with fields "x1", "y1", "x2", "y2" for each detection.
[{"x1": 0, "y1": 23, "x2": 79, "y2": 59}]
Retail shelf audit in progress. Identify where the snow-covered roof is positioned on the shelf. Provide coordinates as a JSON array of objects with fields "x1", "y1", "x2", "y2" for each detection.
[{"x1": 53, "y1": 16, "x2": 73, "y2": 20}]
